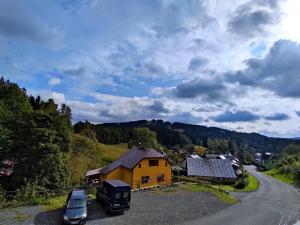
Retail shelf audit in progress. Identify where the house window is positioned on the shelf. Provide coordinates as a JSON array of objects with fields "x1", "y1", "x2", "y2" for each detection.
[
  {"x1": 138, "y1": 164, "x2": 141, "y2": 168},
  {"x1": 157, "y1": 174, "x2": 165, "y2": 181},
  {"x1": 165, "y1": 162, "x2": 168, "y2": 166},
  {"x1": 141, "y1": 176, "x2": 150, "y2": 184},
  {"x1": 149, "y1": 159, "x2": 159, "y2": 167}
]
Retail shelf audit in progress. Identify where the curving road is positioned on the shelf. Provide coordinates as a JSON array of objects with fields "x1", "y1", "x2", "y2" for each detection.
[{"x1": 182, "y1": 165, "x2": 300, "y2": 225}]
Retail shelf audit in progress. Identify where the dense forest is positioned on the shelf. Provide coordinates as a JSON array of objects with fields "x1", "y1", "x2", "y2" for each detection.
[
  {"x1": 74, "y1": 120, "x2": 299, "y2": 154},
  {"x1": 265, "y1": 144, "x2": 300, "y2": 184},
  {"x1": 0, "y1": 77, "x2": 102, "y2": 194}
]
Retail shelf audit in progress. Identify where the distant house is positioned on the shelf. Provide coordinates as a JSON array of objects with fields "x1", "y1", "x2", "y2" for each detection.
[
  {"x1": 205, "y1": 154, "x2": 220, "y2": 159},
  {"x1": 185, "y1": 157, "x2": 237, "y2": 183},
  {"x1": 190, "y1": 154, "x2": 201, "y2": 159},
  {"x1": 86, "y1": 147, "x2": 172, "y2": 189},
  {"x1": 0, "y1": 160, "x2": 15, "y2": 184},
  {"x1": 0, "y1": 160, "x2": 14, "y2": 177},
  {"x1": 255, "y1": 153, "x2": 262, "y2": 162},
  {"x1": 205, "y1": 153, "x2": 240, "y2": 170},
  {"x1": 85, "y1": 167, "x2": 104, "y2": 184}
]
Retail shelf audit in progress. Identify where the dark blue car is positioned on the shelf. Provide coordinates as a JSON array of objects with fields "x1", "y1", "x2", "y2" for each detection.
[{"x1": 62, "y1": 189, "x2": 87, "y2": 225}]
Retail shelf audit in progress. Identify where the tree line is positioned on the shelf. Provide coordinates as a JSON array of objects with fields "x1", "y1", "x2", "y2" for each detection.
[
  {"x1": 272, "y1": 144, "x2": 300, "y2": 183},
  {"x1": 0, "y1": 77, "x2": 162, "y2": 196},
  {"x1": 0, "y1": 77, "x2": 103, "y2": 193},
  {"x1": 74, "y1": 119, "x2": 299, "y2": 154}
]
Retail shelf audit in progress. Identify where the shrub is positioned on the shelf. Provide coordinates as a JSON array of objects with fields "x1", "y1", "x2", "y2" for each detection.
[{"x1": 234, "y1": 179, "x2": 246, "y2": 189}]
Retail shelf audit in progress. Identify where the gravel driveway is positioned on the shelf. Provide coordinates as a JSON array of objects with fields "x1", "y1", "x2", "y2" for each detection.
[{"x1": 0, "y1": 186, "x2": 230, "y2": 225}]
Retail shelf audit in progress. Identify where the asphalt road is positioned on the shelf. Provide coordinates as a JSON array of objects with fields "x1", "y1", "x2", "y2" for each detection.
[{"x1": 181, "y1": 165, "x2": 300, "y2": 225}]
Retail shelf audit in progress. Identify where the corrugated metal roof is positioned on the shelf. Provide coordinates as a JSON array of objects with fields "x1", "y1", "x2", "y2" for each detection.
[
  {"x1": 187, "y1": 157, "x2": 237, "y2": 179},
  {"x1": 205, "y1": 154, "x2": 219, "y2": 159},
  {"x1": 85, "y1": 167, "x2": 103, "y2": 177},
  {"x1": 99, "y1": 147, "x2": 166, "y2": 175}
]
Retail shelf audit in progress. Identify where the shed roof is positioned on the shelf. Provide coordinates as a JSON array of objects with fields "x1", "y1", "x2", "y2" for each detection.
[
  {"x1": 85, "y1": 167, "x2": 103, "y2": 177},
  {"x1": 99, "y1": 147, "x2": 166, "y2": 175},
  {"x1": 187, "y1": 157, "x2": 237, "y2": 179}
]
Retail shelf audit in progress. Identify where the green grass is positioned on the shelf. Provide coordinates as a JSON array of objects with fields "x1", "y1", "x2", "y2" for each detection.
[
  {"x1": 243, "y1": 172, "x2": 260, "y2": 191},
  {"x1": 39, "y1": 194, "x2": 67, "y2": 211},
  {"x1": 212, "y1": 172, "x2": 259, "y2": 192},
  {"x1": 264, "y1": 168, "x2": 296, "y2": 185},
  {"x1": 12, "y1": 210, "x2": 32, "y2": 222},
  {"x1": 97, "y1": 143, "x2": 128, "y2": 166},
  {"x1": 181, "y1": 183, "x2": 238, "y2": 204}
]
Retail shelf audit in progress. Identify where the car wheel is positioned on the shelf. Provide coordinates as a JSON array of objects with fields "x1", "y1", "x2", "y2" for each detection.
[{"x1": 105, "y1": 207, "x2": 110, "y2": 214}]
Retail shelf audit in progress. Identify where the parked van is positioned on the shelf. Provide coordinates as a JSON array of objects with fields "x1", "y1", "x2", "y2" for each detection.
[{"x1": 96, "y1": 180, "x2": 131, "y2": 213}]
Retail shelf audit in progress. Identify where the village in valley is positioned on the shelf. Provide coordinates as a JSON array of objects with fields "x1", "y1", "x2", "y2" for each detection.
[
  {"x1": 85, "y1": 146, "x2": 241, "y2": 189},
  {"x1": 1, "y1": 0, "x2": 300, "y2": 224}
]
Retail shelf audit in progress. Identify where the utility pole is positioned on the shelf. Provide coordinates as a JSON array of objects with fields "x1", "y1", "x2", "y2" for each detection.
[{"x1": 238, "y1": 149, "x2": 245, "y2": 183}]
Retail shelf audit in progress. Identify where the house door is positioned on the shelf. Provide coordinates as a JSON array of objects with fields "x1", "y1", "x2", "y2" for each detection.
[{"x1": 137, "y1": 181, "x2": 140, "y2": 189}]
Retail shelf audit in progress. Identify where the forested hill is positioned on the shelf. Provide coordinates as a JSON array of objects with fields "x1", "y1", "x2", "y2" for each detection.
[{"x1": 91, "y1": 120, "x2": 299, "y2": 153}]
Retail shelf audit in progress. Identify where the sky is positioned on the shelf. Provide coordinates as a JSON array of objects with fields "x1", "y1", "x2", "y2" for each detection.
[{"x1": 1, "y1": 0, "x2": 300, "y2": 138}]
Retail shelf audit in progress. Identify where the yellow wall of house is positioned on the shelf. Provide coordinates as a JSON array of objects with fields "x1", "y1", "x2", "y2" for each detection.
[
  {"x1": 131, "y1": 158, "x2": 172, "y2": 189},
  {"x1": 100, "y1": 158, "x2": 171, "y2": 189},
  {"x1": 101, "y1": 167, "x2": 132, "y2": 186}
]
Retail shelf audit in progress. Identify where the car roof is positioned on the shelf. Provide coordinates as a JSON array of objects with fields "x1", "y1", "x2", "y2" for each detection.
[
  {"x1": 70, "y1": 189, "x2": 86, "y2": 199},
  {"x1": 105, "y1": 180, "x2": 130, "y2": 188}
]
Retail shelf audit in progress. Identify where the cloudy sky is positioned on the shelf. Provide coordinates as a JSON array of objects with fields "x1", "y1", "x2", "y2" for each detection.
[{"x1": 1, "y1": 0, "x2": 300, "y2": 138}]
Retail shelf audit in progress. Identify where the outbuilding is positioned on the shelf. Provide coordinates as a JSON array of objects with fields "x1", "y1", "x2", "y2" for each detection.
[
  {"x1": 86, "y1": 147, "x2": 172, "y2": 189},
  {"x1": 185, "y1": 157, "x2": 237, "y2": 183}
]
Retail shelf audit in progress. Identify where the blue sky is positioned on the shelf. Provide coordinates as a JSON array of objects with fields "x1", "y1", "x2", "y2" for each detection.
[{"x1": 1, "y1": 0, "x2": 300, "y2": 138}]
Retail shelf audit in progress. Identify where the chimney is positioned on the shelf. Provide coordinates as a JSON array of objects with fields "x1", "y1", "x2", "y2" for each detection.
[{"x1": 138, "y1": 143, "x2": 145, "y2": 149}]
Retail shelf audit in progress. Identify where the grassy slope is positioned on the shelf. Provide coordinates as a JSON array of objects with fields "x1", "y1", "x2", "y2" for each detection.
[
  {"x1": 181, "y1": 183, "x2": 238, "y2": 204},
  {"x1": 97, "y1": 143, "x2": 128, "y2": 167},
  {"x1": 41, "y1": 143, "x2": 128, "y2": 211},
  {"x1": 264, "y1": 168, "x2": 296, "y2": 185}
]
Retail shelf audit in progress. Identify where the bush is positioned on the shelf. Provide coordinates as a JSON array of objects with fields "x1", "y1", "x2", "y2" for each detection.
[
  {"x1": 0, "y1": 187, "x2": 9, "y2": 208},
  {"x1": 234, "y1": 179, "x2": 246, "y2": 189}
]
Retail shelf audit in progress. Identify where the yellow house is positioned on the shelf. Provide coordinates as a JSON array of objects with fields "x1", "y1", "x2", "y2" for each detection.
[{"x1": 95, "y1": 147, "x2": 172, "y2": 189}]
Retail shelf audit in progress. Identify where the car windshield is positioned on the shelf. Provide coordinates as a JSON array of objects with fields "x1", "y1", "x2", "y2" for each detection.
[{"x1": 67, "y1": 199, "x2": 86, "y2": 208}]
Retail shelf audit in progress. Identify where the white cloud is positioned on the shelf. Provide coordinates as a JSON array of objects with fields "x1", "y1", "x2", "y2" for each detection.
[
  {"x1": 39, "y1": 91, "x2": 66, "y2": 105},
  {"x1": 48, "y1": 77, "x2": 61, "y2": 86},
  {"x1": 2, "y1": 0, "x2": 300, "y2": 137}
]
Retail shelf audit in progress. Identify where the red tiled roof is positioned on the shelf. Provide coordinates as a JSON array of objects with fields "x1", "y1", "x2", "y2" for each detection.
[{"x1": 99, "y1": 147, "x2": 166, "y2": 175}]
